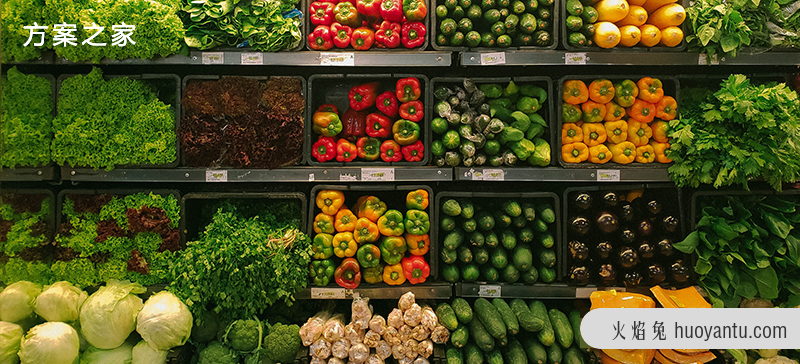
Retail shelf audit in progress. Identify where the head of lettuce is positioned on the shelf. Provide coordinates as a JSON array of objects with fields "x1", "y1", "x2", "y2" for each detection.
[
  {"x1": 80, "y1": 280, "x2": 146, "y2": 349},
  {"x1": 18, "y1": 322, "x2": 80, "y2": 364},
  {"x1": 136, "y1": 291, "x2": 193, "y2": 351}
]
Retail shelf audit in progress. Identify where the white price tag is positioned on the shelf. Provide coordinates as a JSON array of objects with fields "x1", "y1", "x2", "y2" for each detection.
[
  {"x1": 241, "y1": 52, "x2": 263, "y2": 65},
  {"x1": 698, "y1": 53, "x2": 719, "y2": 65},
  {"x1": 472, "y1": 168, "x2": 504, "y2": 181},
  {"x1": 339, "y1": 173, "x2": 358, "y2": 181},
  {"x1": 308, "y1": 173, "x2": 315, "y2": 182},
  {"x1": 565, "y1": 52, "x2": 587, "y2": 65},
  {"x1": 575, "y1": 287, "x2": 598, "y2": 298},
  {"x1": 205, "y1": 170, "x2": 228, "y2": 182},
  {"x1": 361, "y1": 168, "x2": 395, "y2": 181},
  {"x1": 596, "y1": 169, "x2": 620, "y2": 182},
  {"x1": 480, "y1": 52, "x2": 506, "y2": 65},
  {"x1": 202, "y1": 52, "x2": 224, "y2": 64},
  {"x1": 479, "y1": 285, "x2": 502, "y2": 297},
  {"x1": 310, "y1": 288, "x2": 346, "y2": 299},
  {"x1": 320, "y1": 52, "x2": 355, "y2": 66}
]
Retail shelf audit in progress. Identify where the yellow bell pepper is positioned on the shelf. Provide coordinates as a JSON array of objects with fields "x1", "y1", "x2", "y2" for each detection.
[
  {"x1": 313, "y1": 213, "x2": 335, "y2": 234},
  {"x1": 581, "y1": 123, "x2": 607, "y2": 147},
  {"x1": 335, "y1": 208, "x2": 357, "y2": 232},
  {"x1": 354, "y1": 217, "x2": 380, "y2": 244},
  {"x1": 562, "y1": 142, "x2": 589, "y2": 163},
  {"x1": 316, "y1": 190, "x2": 345, "y2": 215},
  {"x1": 333, "y1": 232, "x2": 357, "y2": 258},
  {"x1": 603, "y1": 101, "x2": 626, "y2": 122},
  {"x1": 650, "y1": 141, "x2": 672, "y2": 163},
  {"x1": 562, "y1": 123, "x2": 584, "y2": 144},
  {"x1": 589, "y1": 145, "x2": 613, "y2": 164},
  {"x1": 383, "y1": 263, "x2": 406, "y2": 285},
  {"x1": 608, "y1": 142, "x2": 636, "y2": 164},
  {"x1": 406, "y1": 189, "x2": 429, "y2": 210},
  {"x1": 651, "y1": 120, "x2": 670, "y2": 143},
  {"x1": 604, "y1": 120, "x2": 628, "y2": 144},
  {"x1": 627, "y1": 120, "x2": 652, "y2": 146},
  {"x1": 635, "y1": 144, "x2": 656, "y2": 163},
  {"x1": 589, "y1": 290, "x2": 655, "y2": 310}
]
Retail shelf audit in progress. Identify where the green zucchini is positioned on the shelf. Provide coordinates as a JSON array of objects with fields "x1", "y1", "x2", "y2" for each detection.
[
  {"x1": 529, "y1": 300, "x2": 554, "y2": 346},
  {"x1": 510, "y1": 299, "x2": 543, "y2": 332},
  {"x1": 475, "y1": 298, "x2": 507, "y2": 340},
  {"x1": 548, "y1": 309, "x2": 574, "y2": 349},
  {"x1": 492, "y1": 298, "x2": 520, "y2": 335}
]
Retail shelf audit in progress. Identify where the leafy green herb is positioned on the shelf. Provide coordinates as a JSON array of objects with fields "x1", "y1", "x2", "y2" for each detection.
[
  {"x1": 686, "y1": 0, "x2": 752, "y2": 60},
  {"x1": 1, "y1": 67, "x2": 53, "y2": 168}
]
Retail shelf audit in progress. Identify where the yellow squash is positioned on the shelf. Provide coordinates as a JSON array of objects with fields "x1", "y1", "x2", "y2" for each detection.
[
  {"x1": 619, "y1": 25, "x2": 641, "y2": 46},
  {"x1": 642, "y1": 0, "x2": 677, "y2": 13},
  {"x1": 594, "y1": 22, "x2": 622, "y2": 48},
  {"x1": 595, "y1": 0, "x2": 631, "y2": 23},
  {"x1": 647, "y1": 3, "x2": 686, "y2": 28},
  {"x1": 616, "y1": 5, "x2": 648, "y2": 26},
  {"x1": 639, "y1": 24, "x2": 662, "y2": 46},
  {"x1": 659, "y1": 26, "x2": 684, "y2": 47}
]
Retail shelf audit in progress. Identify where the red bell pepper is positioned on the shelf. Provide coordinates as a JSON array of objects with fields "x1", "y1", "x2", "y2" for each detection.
[
  {"x1": 310, "y1": 2, "x2": 335, "y2": 25},
  {"x1": 357, "y1": 136, "x2": 381, "y2": 160},
  {"x1": 396, "y1": 77, "x2": 421, "y2": 102},
  {"x1": 317, "y1": 104, "x2": 339, "y2": 113},
  {"x1": 312, "y1": 136, "x2": 337, "y2": 162},
  {"x1": 335, "y1": 2, "x2": 362, "y2": 27},
  {"x1": 376, "y1": 91, "x2": 399, "y2": 118},
  {"x1": 336, "y1": 139, "x2": 358, "y2": 162},
  {"x1": 309, "y1": 25, "x2": 334, "y2": 50},
  {"x1": 401, "y1": 255, "x2": 430, "y2": 284},
  {"x1": 401, "y1": 22, "x2": 426, "y2": 48},
  {"x1": 380, "y1": 140, "x2": 403, "y2": 162},
  {"x1": 380, "y1": 0, "x2": 404, "y2": 21},
  {"x1": 375, "y1": 21, "x2": 401, "y2": 48},
  {"x1": 351, "y1": 27, "x2": 375, "y2": 50},
  {"x1": 357, "y1": 0, "x2": 381, "y2": 18},
  {"x1": 341, "y1": 107, "x2": 368, "y2": 140},
  {"x1": 331, "y1": 22, "x2": 353, "y2": 48},
  {"x1": 401, "y1": 140, "x2": 424, "y2": 162},
  {"x1": 349, "y1": 82, "x2": 380, "y2": 111},
  {"x1": 335, "y1": 258, "x2": 361, "y2": 289},
  {"x1": 402, "y1": 0, "x2": 427, "y2": 21},
  {"x1": 366, "y1": 113, "x2": 392, "y2": 138},
  {"x1": 399, "y1": 100, "x2": 424, "y2": 122}
]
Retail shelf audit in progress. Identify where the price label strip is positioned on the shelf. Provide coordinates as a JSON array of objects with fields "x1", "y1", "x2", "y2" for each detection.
[
  {"x1": 310, "y1": 288, "x2": 346, "y2": 299},
  {"x1": 339, "y1": 173, "x2": 358, "y2": 181},
  {"x1": 596, "y1": 169, "x2": 620, "y2": 182},
  {"x1": 479, "y1": 285, "x2": 502, "y2": 297},
  {"x1": 480, "y1": 52, "x2": 506, "y2": 65},
  {"x1": 320, "y1": 53, "x2": 355, "y2": 66},
  {"x1": 361, "y1": 168, "x2": 395, "y2": 181},
  {"x1": 202, "y1": 52, "x2": 224, "y2": 65},
  {"x1": 241, "y1": 53, "x2": 263, "y2": 65},
  {"x1": 565, "y1": 52, "x2": 587, "y2": 65},
  {"x1": 205, "y1": 170, "x2": 228, "y2": 182},
  {"x1": 472, "y1": 169, "x2": 505, "y2": 181}
]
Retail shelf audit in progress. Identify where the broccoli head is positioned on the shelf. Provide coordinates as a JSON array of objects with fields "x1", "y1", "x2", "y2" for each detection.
[
  {"x1": 224, "y1": 319, "x2": 264, "y2": 352},
  {"x1": 263, "y1": 323, "x2": 302, "y2": 364},
  {"x1": 198, "y1": 341, "x2": 239, "y2": 364}
]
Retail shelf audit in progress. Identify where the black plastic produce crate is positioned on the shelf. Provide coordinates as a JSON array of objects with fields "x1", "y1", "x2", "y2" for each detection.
[
  {"x1": 308, "y1": 184, "x2": 438, "y2": 284},
  {"x1": 435, "y1": 191, "x2": 562, "y2": 283},
  {"x1": 181, "y1": 75, "x2": 308, "y2": 167},
  {"x1": 56, "y1": 189, "x2": 182, "y2": 228},
  {"x1": 556, "y1": 75, "x2": 680, "y2": 169},
  {"x1": 306, "y1": 74, "x2": 431, "y2": 166},
  {"x1": 429, "y1": 76, "x2": 556, "y2": 167},
  {"x1": 181, "y1": 192, "x2": 308, "y2": 242},
  {"x1": 431, "y1": 0, "x2": 558, "y2": 51},
  {"x1": 0, "y1": 189, "x2": 57, "y2": 243},
  {"x1": 561, "y1": 0, "x2": 688, "y2": 52},
  {"x1": 562, "y1": 184, "x2": 691, "y2": 288},
  {"x1": 55, "y1": 73, "x2": 182, "y2": 169}
]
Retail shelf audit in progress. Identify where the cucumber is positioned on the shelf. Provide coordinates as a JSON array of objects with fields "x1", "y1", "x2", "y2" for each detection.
[
  {"x1": 494, "y1": 212, "x2": 512, "y2": 228},
  {"x1": 502, "y1": 201, "x2": 522, "y2": 217},
  {"x1": 537, "y1": 204, "x2": 556, "y2": 224},
  {"x1": 474, "y1": 298, "x2": 507, "y2": 340},
  {"x1": 474, "y1": 247, "x2": 490, "y2": 265},
  {"x1": 478, "y1": 211, "x2": 496, "y2": 231},
  {"x1": 510, "y1": 299, "x2": 543, "y2": 332},
  {"x1": 491, "y1": 247, "x2": 508, "y2": 270},
  {"x1": 448, "y1": 346, "x2": 465, "y2": 364},
  {"x1": 512, "y1": 215, "x2": 527, "y2": 229},
  {"x1": 444, "y1": 229, "x2": 465, "y2": 250},
  {"x1": 442, "y1": 248, "x2": 458, "y2": 264},
  {"x1": 461, "y1": 199, "x2": 476, "y2": 219},
  {"x1": 482, "y1": 266, "x2": 500, "y2": 282},
  {"x1": 501, "y1": 230, "x2": 517, "y2": 250},
  {"x1": 546, "y1": 343, "x2": 562, "y2": 364},
  {"x1": 451, "y1": 325, "x2": 470, "y2": 348},
  {"x1": 452, "y1": 298, "x2": 474, "y2": 324},
  {"x1": 522, "y1": 266, "x2": 539, "y2": 284},
  {"x1": 485, "y1": 232, "x2": 500, "y2": 248},
  {"x1": 492, "y1": 298, "x2": 520, "y2": 335},
  {"x1": 569, "y1": 311, "x2": 590, "y2": 352},
  {"x1": 459, "y1": 245, "x2": 475, "y2": 264},
  {"x1": 486, "y1": 349, "x2": 504, "y2": 364},
  {"x1": 512, "y1": 246, "x2": 533, "y2": 272},
  {"x1": 539, "y1": 267, "x2": 556, "y2": 283},
  {"x1": 538, "y1": 232, "x2": 554, "y2": 248},
  {"x1": 463, "y1": 264, "x2": 480, "y2": 282},
  {"x1": 466, "y1": 344, "x2": 484, "y2": 364},
  {"x1": 442, "y1": 216, "x2": 457, "y2": 232},
  {"x1": 548, "y1": 309, "x2": 574, "y2": 349},
  {"x1": 436, "y1": 303, "x2": 460, "y2": 331},
  {"x1": 464, "y1": 218, "x2": 478, "y2": 233},
  {"x1": 517, "y1": 228, "x2": 534, "y2": 244},
  {"x1": 563, "y1": 347, "x2": 584, "y2": 364},
  {"x1": 522, "y1": 203, "x2": 536, "y2": 221},
  {"x1": 529, "y1": 300, "x2": 555, "y2": 346},
  {"x1": 443, "y1": 264, "x2": 461, "y2": 282},
  {"x1": 469, "y1": 313, "x2": 495, "y2": 352},
  {"x1": 504, "y1": 338, "x2": 528, "y2": 364},
  {"x1": 538, "y1": 249, "x2": 556, "y2": 268},
  {"x1": 497, "y1": 334, "x2": 508, "y2": 347},
  {"x1": 470, "y1": 231, "x2": 486, "y2": 247},
  {"x1": 532, "y1": 218, "x2": 548, "y2": 233},
  {"x1": 521, "y1": 336, "x2": 547, "y2": 364},
  {"x1": 502, "y1": 265, "x2": 520, "y2": 283},
  {"x1": 443, "y1": 199, "x2": 462, "y2": 216}
]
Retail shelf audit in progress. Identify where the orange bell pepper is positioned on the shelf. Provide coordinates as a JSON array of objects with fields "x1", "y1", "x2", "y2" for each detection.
[
  {"x1": 335, "y1": 208, "x2": 357, "y2": 232},
  {"x1": 650, "y1": 120, "x2": 669, "y2": 143},
  {"x1": 635, "y1": 144, "x2": 656, "y2": 163},
  {"x1": 383, "y1": 263, "x2": 406, "y2": 285},
  {"x1": 562, "y1": 142, "x2": 589, "y2": 163},
  {"x1": 316, "y1": 190, "x2": 345, "y2": 215},
  {"x1": 563, "y1": 80, "x2": 589, "y2": 105},
  {"x1": 608, "y1": 142, "x2": 636, "y2": 164},
  {"x1": 581, "y1": 123, "x2": 607, "y2": 147},
  {"x1": 636, "y1": 77, "x2": 664, "y2": 103},
  {"x1": 655, "y1": 96, "x2": 677, "y2": 121},
  {"x1": 604, "y1": 101, "x2": 626, "y2": 122},
  {"x1": 581, "y1": 101, "x2": 607, "y2": 123},
  {"x1": 314, "y1": 213, "x2": 336, "y2": 234},
  {"x1": 628, "y1": 99, "x2": 656, "y2": 123},
  {"x1": 588, "y1": 79, "x2": 616, "y2": 104},
  {"x1": 562, "y1": 123, "x2": 584, "y2": 144},
  {"x1": 406, "y1": 189, "x2": 429, "y2": 210},
  {"x1": 354, "y1": 217, "x2": 380, "y2": 244},
  {"x1": 627, "y1": 120, "x2": 652, "y2": 146},
  {"x1": 354, "y1": 195, "x2": 387, "y2": 222},
  {"x1": 604, "y1": 120, "x2": 628, "y2": 144},
  {"x1": 406, "y1": 233, "x2": 430, "y2": 255},
  {"x1": 650, "y1": 141, "x2": 672, "y2": 163},
  {"x1": 589, "y1": 145, "x2": 613, "y2": 164}
]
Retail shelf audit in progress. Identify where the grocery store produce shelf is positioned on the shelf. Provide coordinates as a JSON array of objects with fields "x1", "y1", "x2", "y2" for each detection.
[
  {"x1": 296, "y1": 282, "x2": 453, "y2": 300},
  {"x1": 460, "y1": 51, "x2": 800, "y2": 66},
  {"x1": 0, "y1": 167, "x2": 56, "y2": 181},
  {"x1": 455, "y1": 282, "x2": 625, "y2": 298},
  {"x1": 455, "y1": 167, "x2": 671, "y2": 182},
  {"x1": 62, "y1": 166, "x2": 452, "y2": 182}
]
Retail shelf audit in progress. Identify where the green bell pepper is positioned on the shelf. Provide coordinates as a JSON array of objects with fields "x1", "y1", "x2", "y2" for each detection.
[
  {"x1": 310, "y1": 259, "x2": 336, "y2": 286},
  {"x1": 509, "y1": 138, "x2": 536, "y2": 160},
  {"x1": 357, "y1": 244, "x2": 382, "y2": 268},
  {"x1": 479, "y1": 84, "x2": 504, "y2": 98},
  {"x1": 378, "y1": 209, "x2": 405, "y2": 236},
  {"x1": 516, "y1": 96, "x2": 541, "y2": 114},
  {"x1": 526, "y1": 123, "x2": 545, "y2": 139},
  {"x1": 487, "y1": 98, "x2": 513, "y2": 109},
  {"x1": 527, "y1": 137, "x2": 551, "y2": 166},
  {"x1": 562, "y1": 103, "x2": 582, "y2": 123},
  {"x1": 404, "y1": 209, "x2": 431, "y2": 235},
  {"x1": 519, "y1": 85, "x2": 547, "y2": 104},
  {"x1": 498, "y1": 126, "x2": 524, "y2": 144},
  {"x1": 312, "y1": 233, "x2": 335, "y2": 259},
  {"x1": 510, "y1": 111, "x2": 531, "y2": 132},
  {"x1": 363, "y1": 265, "x2": 384, "y2": 284},
  {"x1": 504, "y1": 81, "x2": 519, "y2": 98},
  {"x1": 392, "y1": 119, "x2": 421, "y2": 145},
  {"x1": 381, "y1": 236, "x2": 408, "y2": 265}
]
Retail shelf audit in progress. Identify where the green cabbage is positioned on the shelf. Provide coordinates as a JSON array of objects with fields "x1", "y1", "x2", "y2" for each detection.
[
  {"x1": 80, "y1": 342, "x2": 133, "y2": 364},
  {"x1": 79, "y1": 280, "x2": 145, "y2": 349},
  {"x1": 0, "y1": 281, "x2": 42, "y2": 323},
  {"x1": 18, "y1": 322, "x2": 80, "y2": 364},
  {"x1": 132, "y1": 340, "x2": 167, "y2": 364},
  {"x1": 136, "y1": 291, "x2": 192, "y2": 351},
  {"x1": 33, "y1": 281, "x2": 87, "y2": 322},
  {"x1": 0, "y1": 321, "x2": 23, "y2": 364}
]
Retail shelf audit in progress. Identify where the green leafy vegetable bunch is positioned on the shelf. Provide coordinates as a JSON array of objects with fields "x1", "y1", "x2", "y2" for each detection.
[{"x1": 1, "y1": 67, "x2": 53, "y2": 168}]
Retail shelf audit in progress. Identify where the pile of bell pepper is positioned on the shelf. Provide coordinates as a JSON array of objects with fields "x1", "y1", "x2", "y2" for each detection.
[
  {"x1": 560, "y1": 77, "x2": 676, "y2": 165},
  {"x1": 309, "y1": 189, "x2": 433, "y2": 288},
  {"x1": 312, "y1": 78, "x2": 426, "y2": 164},
  {"x1": 308, "y1": 0, "x2": 428, "y2": 50}
]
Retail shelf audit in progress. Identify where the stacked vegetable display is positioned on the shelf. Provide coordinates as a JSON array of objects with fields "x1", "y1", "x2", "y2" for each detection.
[
  {"x1": 437, "y1": 298, "x2": 589, "y2": 364},
  {"x1": 0, "y1": 193, "x2": 51, "y2": 285},
  {"x1": 311, "y1": 78, "x2": 425, "y2": 164},
  {"x1": 434, "y1": 0, "x2": 554, "y2": 48},
  {"x1": 52, "y1": 68, "x2": 177, "y2": 170},
  {"x1": 0, "y1": 280, "x2": 192, "y2": 364},
  {"x1": 180, "y1": 76, "x2": 305, "y2": 168},
  {"x1": 1, "y1": 68, "x2": 52, "y2": 168},
  {"x1": 565, "y1": 188, "x2": 689, "y2": 287},
  {"x1": 307, "y1": 0, "x2": 427, "y2": 50},
  {"x1": 564, "y1": 0, "x2": 686, "y2": 48},
  {"x1": 561, "y1": 78, "x2": 675, "y2": 166},
  {"x1": 310, "y1": 189, "x2": 432, "y2": 288},
  {"x1": 438, "y1": 196, "x2": 558, "y2": 284},
  {"x1": 431, "y1": 79, "x2": 551, "y2": 167}
]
